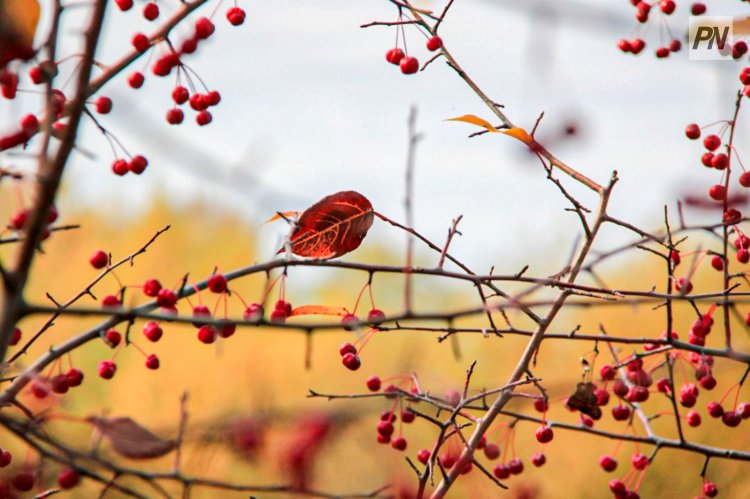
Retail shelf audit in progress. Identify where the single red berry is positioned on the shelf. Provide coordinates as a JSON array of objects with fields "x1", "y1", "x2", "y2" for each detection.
[
  {"x1": 243, "y1": 303, "x2": 264, "y2": 321},
  {"x1": 508, "y1": 458, "x2": 524, "y2": 475},
  {"x1": 227, "y1": 6, "x2": 246, "y2": 26},
  {"x1": 535, "y1": 425, "x2": 554, "y2": 443},
  {"x1": 595, "y1": 388, "x2": 610, "y2": 406},
  {"x1": 483, "y1": 443, "x2": 500, "y2": 460},
  {"x1": 192, "y1": 305, "x2": 211, "y2": 326},
  {"x1": 157, "y1": 288, "x2": 177, "y2": 307},
  {"x1": 31, "y1": 380, "x2": 49, "y2": 398},
  {"x1": 366, "y1": 375, "x2": 381, "y2": 391},
  {"x1": 707, "y1": 402, "x2": 725, "y2": 418},
  {"x1": 50, "y1": 374, "x2": 70, "y2": 394},
  {"x1": 207, "y1": 274, "x2": 228, "y2": 293},
  {"x1": 207, "y1": 90, "x2": 221, "y2": 106},
  {"x1": 218, "y1": 322, "x2": 236, "y2": 338},
  {"x1": 701, "y1": 152, "x2": 714, "y2": 167},
  {"x1": 0, "y1": 449, "x2": 11, "y2": 467},
  {"x1": 600, "y1": 364, "x2": 616, "y2": 381},
  {"x1": 112, "y1": 159, "x2": 128, "y2": 176},
  {"x1": 609, "y1": 480, "x2": 626, "y2": 495},
  {"x1": 57, "y1": 468, "x2": 79, "y2": 489},
  {"x1": 376, "y1": 433, "x2": 390, "y2": 444},
  {"x1": 366, "y1": 309, "x2": 386, "y2": 324},
  {"x1": 631, "y1": 453, "x2": 649, "y2": 470},
  {"x1": 685, "y1": 123, "x2": 701, "y2": 140},
  {"x1": 630, "y1": 38, "x2": 646, "y2": 54},
  {"x1": 738, "y1": 249, "x2": 750, "y2": 264},
  {"x1": 386, "y1": 48, "x2": 405, "y2": 65},
  {"x1": 599, "y1": 455, "x2": 617, "y2": 472},
  {"x1": 195, "y1": 17, "x2": 215, "y2": 39},
  {"x1": 105, "y1": 329, "x2": 122, "y2": 348},
  {"x1": 20, "y1": 113, "x2": 39, "y2": 134},
  {"x1": 145, "y1": 354, "x2": 160, "y2": 370},
  {"x1": 635, "y1": 1, "x2": 650, "y2": 22},
  {"x1": 66, "y1": 368, "x2": 84, "y2": 387},
  {"x1": 341, "y1": 313, "x2": 359, "y2": 330},
  {"x1": 712, "y1": 153, "x2": 729, "y2": 170},
  {"x1": 703, "y1": 134, "x2": 721, "y2": 151},
  {"x1": 709, "y1": 184, "x2": 726, "y2": 201},
  {"x1": 270, "y1": 308, "x2": 287, "y2": 323},
  {"x1": 686, "y1": 410, "x2": 701, "y2": 427},
  {"x1": 143, "y1": 278, "x2": 162, "y2": 297},
  {"x1": 741, "y1": 68, "x2": 750, "y2": 85},
  {"x1": 493, "y1": 464, "x2": 510, "y2": 479},
  {"x1": 28, "y1": 66, "x2": 43, "y2": 84},
  {"x1": 10, "y1": 328, "x2": 21, "y2": 346},
  {"x1": 143, "y1": 322, "x2": 163, "y2": 342},
  {"x1": 391, "y1": 436, "x2": 407, "y2": 451},
  {"x1": 722, "y1": 410, "x2": 741, "y2": 427},
  {"x1": 711, "y1": 255, "x2": 725, "y2": 271},
  {"x1": 342, "y1": 353, "x2": 361, "y2": 370},
  {"x1": 426, "y1": 36, "x2": 443, "y2": 51},
  {"x1": 143, "y1": 2, "x2": 159, "y2": 21},
  {"x1": 613, "y1": 379, "x2": 629, "y2": 397},
  {"x1": 703, "y1": 482, "x2": 718, "y2": 498},
  {"x1": 739, "y1": 172, "x2": 750, "y2": 188},
  {"x1": 115, "y1": 0, "x2": 133, "y2": 10},
  {"x1": 533, "y1": 398, "x2": 548, "y2": 412},
  {"x1": 400, "y1": 56, "x2": 419, "y2": 75},
  {"x1": 691, "y1": 2, "x2": 706, "y2": 15},
  {"x1": 660, "y1": 0, "x2": 676, "y2": 14},
  {"x1": 339, "y1": 342, "x2": 357, "y2": 356},
  {"x1": 172, "y1": 85, "x2": 189, "y2": 104},
  {"x1": 166, "y1": 108, "x2": 184, "y2": 124},
  {"x1": 12, "y1": 472, "x2": 34, "y2": 492},
  {"x1": 417, "y1": 449, "x2": 430, "y2": 464},
  {"x1": 531, "y1": 452, "x2": 546, "y2": 467},
  {"x1": 376, "y1": 420, "x2": 394, "y2": 437},
  {"x1": 724, "y1": 208, "x2": 743, "y2": 225},
  {"x1": 132, "y1": 33, "x2": 150, "y2": 52},
  {"x1": 612, "y1": 404, "x2": 631, "y2": 421},
  {"x1": 669, "y1": 39, "x2": 681, "y2": 52},
  {"x1": 101, "y1": 294, "x2": 122, "y2": 308},
  {"x1": 618, "y1": 39, "x2": 632, "y2": 53},
  {"x1": 401, "y1": 408, "x2": 415, "y2": 423},
  {"x1": 128, "y1": 154, "x2": 148, "y2": 174},
  {"x1": 676, "y1": 277, "x2": 693, "y2": 294},
  {"x1": 98, "y1": 360, "x2": 117, "y2": 379},
  {"x1": 181, "y1": 37, "x2": 198, "y2": 54},
  {"x1": 655, "y1": 47, "x2": 670, "y2": 58},
  {"x1": 197, "y1": 325, "x2": 217, "y2": 344},
  {"x1": 737, "y1": 402, "x2": 750, "y2": 419},
  {"x1": 127, "y1": 71, "x2": 145, "y2": 89},
  {"x1": 196, "y1": 110, "x2": 212, "y2": 126},
  {"x1": 89, "y1": 250, "x2": 108, "y2": 269},
  {"x1": 380, "y1": 409, "x2": 396, "y2": 422}
]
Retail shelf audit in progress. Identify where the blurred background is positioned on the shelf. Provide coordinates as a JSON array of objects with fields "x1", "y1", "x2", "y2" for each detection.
[{"x1": 2, "y1": 0, "x2": 750, "y2": 497}]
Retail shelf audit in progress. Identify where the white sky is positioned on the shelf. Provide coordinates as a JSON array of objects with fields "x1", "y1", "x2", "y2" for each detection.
[{"x1": 8, "y1": 0, "x2": 750, "y2": 274}]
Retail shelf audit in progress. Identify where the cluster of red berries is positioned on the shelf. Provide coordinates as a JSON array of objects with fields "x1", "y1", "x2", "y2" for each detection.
[
  {"x1": 375, "y1": 408, "x2": 413, "y2": 451},
  {"x1": 111, "y1": 154, "x2": 149, "y2": 176},
  {"x1": 29, "y1": 367, "x2": 84, "y2": 398},
  {"x1": 385, "y1": 35, "x2": 442, "y2": 75},
  {"x1": 166, "y1": 85, "x2": 221, "y2": 126},
  {"x1": 6, "y1": 205, "x2": 58, "y2": 241},
  {"x1": 339, "y1": 342, "x2": 361, "y2": 370}
]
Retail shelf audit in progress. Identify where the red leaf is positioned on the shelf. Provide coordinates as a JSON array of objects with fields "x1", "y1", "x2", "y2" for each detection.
[
  {"x1": 88, "y1": 416, "x2": 175, "y2": 459},
  {"x1": 278, "y1": 191, "x2": 374, "y2": 259}
]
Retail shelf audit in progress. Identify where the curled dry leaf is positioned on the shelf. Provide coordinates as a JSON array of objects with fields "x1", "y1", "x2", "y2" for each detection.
[
  {"x1": 445, "y1": 114, "x2": 533, "y2": 145},
  {"x1": 276, "y1": 191, "x2": 374, "y2": 259},
  {"x1": 88, "y1": 416, "x2": 176, "y2": 459}
]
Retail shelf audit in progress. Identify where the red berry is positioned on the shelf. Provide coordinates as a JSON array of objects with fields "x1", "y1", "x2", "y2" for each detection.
[
  {"x1": 31, "y1": 380, "x2": 49, "y2": 398},
  {"x1": 20, "y1": 113, "x2": 39, "y2": 133},
  {"x1": 533, "y1": 398, "x2": 548, "y2": 412},
  {"x1": 738, "y1": 249, "x2": 750, "y2": 264},
  {"x1": 391, "y1": 436, "x2": 407, "y2": 451},
  {"x1": 98, "y1": 360, "x2": 117, "y2": 379},
  {"x1": 207, "y1": 90, "x2": 221, "y2": 106},
  {"x1": 143, "y1": 2, "x2": 159, "y2": 21},
  {"x1": 376, "y1": 433, "x2": 390, "y2": 444},
  {"x1": 701, "y1": 152, "x2": 714, "y2": 167},
  {"x1": 738, "y1": 402, "x2": 750, "y2": 419},
  {"x1": 367, "y1": 308, "x2": 385, "y2": 324},
  {"x1": 145, "y1": 354, "x2": 160, "y2": 370},
  {"x1": 686, "y1": 410, "x2": 701, "y2": 427},
  {"x1": 707, "y1": 400, "x2": 724, "y2": 417},
  {"x1": 128, "y1": 71, "x2": 144, "y2": 89},
  {"x1": 195, "y1": 17, "x2": 215, "y2": 39},
  {"x1": 709, "y1": 184, "x2": 726, "y2": 201},
  {"x1": 101, "y1": 294, "x2": 122, "y2": 308},
  {"x1": 740, "y1": 172, "x2": 750, "y2": 188},
  {"x1": 132, "y1": 33, "x2": 150, "y2": 52},
  {"x1": 243, "y1": 303, "x2": 264, "y2": 321},
  {"x1": 609, "y1": 480, "x2": 626, "y2": 495},
  {"x1": 128, "y1": 155, "x2": 148, "y2": 174},
  {"x1": 172, "y1": 86, "x2": 189, "y2": 104},
  {"x1": 386, "y1": 48, "x2": 405, "y2": 65},
  {"x1": 227, "y1": 7, "x2": 246, "y2": 26},
  {"x1": 218, "y1": 322, "x2": 236, "y2": 338},
  {"x1": 612, "y1": 404, "x2": 631, "y2": 421},
  {"x1": 112, "y1": 159, "x2": 128, "y2": 176},
  {"x1": 65, "y1": 367, "x2": 83, "y2": 387},
  {"x1": 143, "y1": 322, "x2": 163, "y2": 342},
  {"x1": 676, "y1": 277, "x2": 693, "y2": 294},
  {"x1": 724, "y1": 208, "x2": 742, "y2": 225},
  {"x1": 401, "y1": 408, "x2": 415, "y2": 423},
  {"x1": 703, "y1": 134, "x2": 721, "y2": 151},
  {"x1": 207, "y1": 274, "x2": 228, "y2": 293},
  {"x1": 196, "y1": 110, "x2": 212, "y2": 126},
  {"x1": 50, "y1": 374, "x2": 69, "y2": 394},
  {"x1": 535, "y1": 425, "x2": 554, "y2": 443},
  {"x1": 722, "y1": 410, "x2": 741, "y2": 427},
  {"x1": 703, "y1": 482, "x2": 718, "y2": 498},
  {"x1": 493, "y1": 464, "x2": 510, "y2": 479},
  {"x1": 270, "y1": 308, "x2": 287, "y2": 323},
  {"x1": 341, "y1": 313, "x2": 359, "y2": 330},
  {"x1": 366, "y1": 375, "x2": 381, "y2": 391},
  {"x1": 711, "y1": 255, "x2": 725, "y2": 271},
  {"x1": 417, "y1": 449, "x2": 430, "y2": 464},
  {"x1": 28, "y1": 66, "x2": 43, "y2": 84},
  {"x1": 105, "y1": 329, "x2": 121, "y2": 348},
  {"x1": 339, "y1": 342, "x2": 357, "y2": 356},
  {"x1": 157, "y1": 288, "x2": 177, "y2": 307},
  {"x1": 182, "y1": 37, "x2": 198, "y2": 54},
  {"x1": 12, "y1": 471, "x2": 34, "y2": 491},
  {"x1": 342, "y1": 353, "x2": 361, "y2": 370},
  {"x1": 691, "y1": 2, "x2": 706, "y2": 15},
  {"x1": 631, "y1": 38, "x2": 646, "y2": 54},
  {"x1": 685, "y1": 123, "x2": 701, "y2": 140},
  {"x1": 0, "y1": 449, "x2": 11, "y2": 467},
  {"x1": 9, "y1": 328, "x2": 21, "y2": 346},
  {"x1": 618, "y1": 39, "x2": 632, "y2": 53},
  {"x1": 655, "y1": 47, "x2": 670, "y2": 58},
  {"x1": 531, "y1": 452, "x2": 546, "y2": 467},
  {"x1": 483, "y1": 443, "x2": 500, "y2": 460},
  {"x1": 660, "y1": 0, "x2": 676, "y2": 14},
  {"x1": 600, "y1": 364, "x2": 616, "y2": 381},
  {"x1": 377, "y1": 420, "x2": 394, "y2": 437},
  {"x1": 115, "y1": 0, "x2": 133, "y2": 10},
  {"x1": 712, "y1": 153, "x2": 729, "y2": 170},
  {"x1": 380, "y1": 409, "x2": 396, "y2": 422},
  {"x1": 599, "y1": 455, "x2": 617, "y2": 472},
  {"x1": 426, "y1": 36, "x2": 443, "y2": 51},
  {"x1": 58, "y1": 468, "x2": 79, "y2": 489},
  {"x1": 89, "y1": 250, "x2": 108, "y2": 269},
  {"x1": 197, "y1": 325, "x2": 217, "y2": 344},
  {"x1": 143, "y1": 278, "x2": 162, "y2": 297},
  {"x1": 508, "y1": 458, "x2": 524, "y2": 475},
  {"x1": 631, "y1": 452, "x2": 648, "y2": 470},
  {"x1": 166, "y1": 108, "x2": 184, "y2": 124},
  {"x1": 400, "y1": 56, "x2": 419, "y2": 75}
]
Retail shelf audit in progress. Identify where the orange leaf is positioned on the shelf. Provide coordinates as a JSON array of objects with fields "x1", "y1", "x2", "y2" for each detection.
[
  {"x1": 0, "y1": 0, "x2": 39, "y2": 68},
  {"x1": 501, "y1": 127, "x2": 534, "y2": 145},
  {"x1": 277, "y1": 191, "x2": 374, "y2": 259},
  {"x1": 263, "y1": 211, "x2": 299, "y2": 225},
  {"x1": 290, "y1": 305, "x2": 349, "y2": 317},
  {"x1": 88, "y1": 416, "x2": 176, "y2": 459},
  {"x1": 445, "y1": 114, "x2": 498, "y2": 133}
]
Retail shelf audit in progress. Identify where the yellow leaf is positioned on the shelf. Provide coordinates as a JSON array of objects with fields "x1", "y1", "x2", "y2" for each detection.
[
  {"x1": 290, "y1": 305, "x2": 348, "y2": 317},
  {"x1": 262, "y1": 211, "x2": 299, "y2": 225},
  {"x1": 501, "y1": 127, "x2": 534, "y2": 145},
  {"x1": 445, "y1": 114, "x2": 499, "y2": 133}
]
